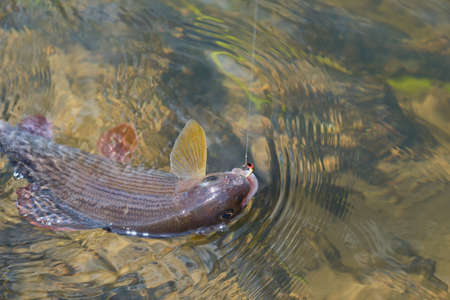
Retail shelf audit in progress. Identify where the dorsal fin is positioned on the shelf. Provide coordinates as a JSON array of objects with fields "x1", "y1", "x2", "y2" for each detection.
[{"x1": 170, "y1": 120, "x2": 207, "y2": 178}]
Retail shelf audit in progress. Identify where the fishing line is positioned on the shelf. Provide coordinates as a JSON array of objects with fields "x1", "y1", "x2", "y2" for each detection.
[{"x1": 244, "y1": 0, "x2": 259, "y2": 165}]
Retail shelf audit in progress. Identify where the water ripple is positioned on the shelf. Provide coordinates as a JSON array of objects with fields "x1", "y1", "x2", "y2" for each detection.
[{"x1": 0, "y1": 0, "x2": 448, "y2": 299}]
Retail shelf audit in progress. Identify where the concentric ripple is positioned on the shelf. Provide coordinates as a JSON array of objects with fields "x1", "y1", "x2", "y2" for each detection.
[{"x1": 0, "y1": 0, "x2": 448, "y2": 299}]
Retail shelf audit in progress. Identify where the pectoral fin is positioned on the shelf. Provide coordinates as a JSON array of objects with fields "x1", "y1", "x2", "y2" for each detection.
[{"x1": 170, "y1": 120, "x2": 207, "y2": 178}]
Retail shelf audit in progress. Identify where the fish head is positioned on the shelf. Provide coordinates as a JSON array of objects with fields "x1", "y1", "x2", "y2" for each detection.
[
  {"x1": 169, "y1": 120, "x2": 258, "y2": 230},
  {"x1": 231, "y1": 164, "x2": 259, "y2": 208},
  {"x1": 179, "y1": 169, "x2": 258, "y2": 228}
]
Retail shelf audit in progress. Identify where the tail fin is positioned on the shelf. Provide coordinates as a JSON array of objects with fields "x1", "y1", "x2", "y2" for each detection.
[
  {"x1": 0, "y1": 120, "x2": 15, "y2": 154},
  {"x1": 0, "y1": 120, "x2": 40, "y2": 167}
]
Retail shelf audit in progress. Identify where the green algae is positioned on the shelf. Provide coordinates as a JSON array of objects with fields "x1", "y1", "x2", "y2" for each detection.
[
  {"x1": 180, "y1": 0, "x2": 224, "y2": 23},
  {"x1": 443, "y1": 82, "x2": 450, "y2": 94},
  {"x1": 387, "y1": 76, "x2": 432, "y2": 96},
  {"x1": 17, "y1": 0, "x2": 47, "y2": 8},
  {"x1": 315, "y1": 55, "x2": 351, "y2": 74}
]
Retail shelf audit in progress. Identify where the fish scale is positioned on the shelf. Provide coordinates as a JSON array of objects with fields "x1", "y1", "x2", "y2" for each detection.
[{"x1": 0, "y1": 120, "x2": 256, "y2": 237}]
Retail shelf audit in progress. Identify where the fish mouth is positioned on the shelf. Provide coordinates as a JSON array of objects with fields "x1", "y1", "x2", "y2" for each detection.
[
  {"x1": 231, "y1": 168, "x2": 259, "y2": 208},
  {"x1": 241, "y1": 173, "x2": 258, "y2": 207}
]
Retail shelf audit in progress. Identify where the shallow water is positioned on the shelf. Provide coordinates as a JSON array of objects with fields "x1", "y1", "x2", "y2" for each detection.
[{"x1": 0, "y1": 0, "x2": 449, "y2": 299}]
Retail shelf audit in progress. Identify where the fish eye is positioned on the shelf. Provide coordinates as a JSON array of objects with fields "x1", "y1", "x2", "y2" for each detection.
[
  {"x1": 202, "y1": 175, "x2": 218, "y2": 183},
  {"x1": 220, "y1": 209, "x2": 234, "y2": 220}
]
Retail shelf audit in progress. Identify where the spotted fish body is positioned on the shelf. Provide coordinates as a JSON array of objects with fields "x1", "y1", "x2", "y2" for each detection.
[{"x1": 0, "y1": 120, "x2": 258, "y2": 237}]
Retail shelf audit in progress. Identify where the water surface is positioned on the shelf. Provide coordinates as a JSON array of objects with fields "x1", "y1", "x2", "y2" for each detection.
[{"x1": 0, "y1": 0, "x2": 449, "y2": 299}]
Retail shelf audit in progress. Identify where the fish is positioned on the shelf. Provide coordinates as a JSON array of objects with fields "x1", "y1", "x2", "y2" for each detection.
[
  {"x1": 0, "y1": 119, "x2": 258, "y2": 238},
  {"x1": 96, "y1": 123, "x2": 138, "y2": 164}
]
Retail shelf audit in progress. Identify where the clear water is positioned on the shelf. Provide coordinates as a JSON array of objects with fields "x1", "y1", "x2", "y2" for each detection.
[{"x1": 0, "y1": 0, "x2": 449, "y2": 299}]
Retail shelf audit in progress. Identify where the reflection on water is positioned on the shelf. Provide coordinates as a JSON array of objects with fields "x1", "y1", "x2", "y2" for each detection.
[{"x1": 0, "y1": 0, "x2": 449, "y2": 298}]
